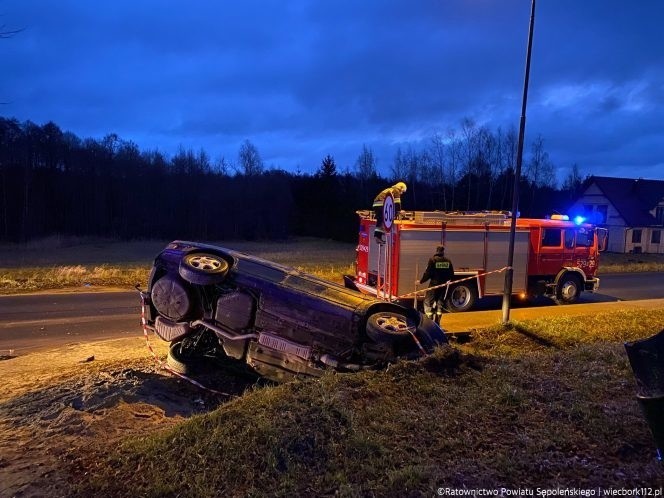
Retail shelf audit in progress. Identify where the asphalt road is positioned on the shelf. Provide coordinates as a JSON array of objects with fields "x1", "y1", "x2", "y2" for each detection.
[
  {"x1": 584, "y1": 272, "x2": 664, "y2": 302},
  {"x1": 0, "y1": 292, "x2": 141, "y2": 355},
  {"x1": 1, "y1": 272, "x2": 662, "y2": 355}
]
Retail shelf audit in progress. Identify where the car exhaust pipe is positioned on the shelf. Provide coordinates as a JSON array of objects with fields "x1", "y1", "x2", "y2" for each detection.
[
  {"x1": 191, "y1": 320, "x2": 258, "y2": 341},
  {"x1": 319, "y1": 353, "x2": 370, "y2": 372}
]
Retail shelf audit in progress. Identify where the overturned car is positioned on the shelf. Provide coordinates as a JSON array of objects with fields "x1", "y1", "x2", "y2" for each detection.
[{"x1": 140, "y1": 241, "x2": 448, "y2": 382}]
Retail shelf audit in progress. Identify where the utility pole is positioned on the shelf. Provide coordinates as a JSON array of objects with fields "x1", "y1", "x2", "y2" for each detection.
[{"x1": 502, "y1": 0, "x2": 537, "y2": 324}]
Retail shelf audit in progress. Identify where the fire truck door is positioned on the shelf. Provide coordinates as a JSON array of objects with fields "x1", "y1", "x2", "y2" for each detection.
[
  {"x1": 573, "y1": 227, "x2": 595, "y2": 275},
  {"x1": 539, "y1": 227, "x2": 575, "y2": 273}
]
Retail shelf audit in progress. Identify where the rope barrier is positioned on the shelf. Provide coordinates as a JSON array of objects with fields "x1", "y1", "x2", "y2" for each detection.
[
  {"x1": 138, "y1": 287, "x2": 233, "y2": 398},
  {"x1": 406, "y1": 328, "x2": 428, "y2": 356},
  {"x1": 396, "y1": 265, "x2": 512, "y2": 300}
]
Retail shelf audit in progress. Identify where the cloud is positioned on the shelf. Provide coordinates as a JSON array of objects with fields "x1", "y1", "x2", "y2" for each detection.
[{"x1": 1, "y1": 0, "x2": 663, "y2": 178}]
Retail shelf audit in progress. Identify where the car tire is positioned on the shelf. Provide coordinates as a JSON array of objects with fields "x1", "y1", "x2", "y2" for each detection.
[
  {"x1": 366, "y1": 312, "x2": 416, "y2": 344},
  {"x1": 166, "y1": 341, "x2": 200, "y2": 375},
  {"x1": 556, "y1": 273, "x2": 581, "y2": 304},
  {"x1": 179, "y1": 253, "x2": 229, "y2": 285},
  {"x1": 444, "y1": 283, "x2": 477, "y2": 312},
  {"x1": 151, "y1": 275, "x2": 194, "y2": 322}
]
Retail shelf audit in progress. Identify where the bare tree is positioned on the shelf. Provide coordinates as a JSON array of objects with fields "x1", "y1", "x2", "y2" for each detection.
[
  {"x1": 391, "y1": 146, "x2": 406, "y2": 181},
  {"x1": 476, "y1": 126, "x2": 497, "y2": 209},
  {"x1": 196, "y1": 148, "x2": 211, "y2": 174},
  {"x1": 460, "y1": 118, "x2": 478, "y2": 210},
  {"x1": 527, "y1": 135, "x2": 556, "y2": 189},
  {"x1": 562, "y1": 163, "x2": 584, "y2": 198},
  {"x1": 403, "y1": 146, "x2": 422, "y2": 206},
  {"x1": 500, "y1": 126, "x2": 518, "y2": 208},
  {"x1": 428, "y1": 131, "x2": 447, "y2": 208},
  {"x1": 213, "y1": 155, "x2": 230, "y2": 175},
  {"x1": 525, "y1": 135, "x2": 557, "y2": 212},
  {"x1": 354, "y1": 144, "x2": 376, "y2": 181},
  {"x1": 446, "y1": 128, "x2": 462, "y2": 210},
  {"x1": 238, "y1": 139, "x2": 264, "y2": 176},
  {"x1": 492, "y1": 126, "x2": 505, "y2": 208}
]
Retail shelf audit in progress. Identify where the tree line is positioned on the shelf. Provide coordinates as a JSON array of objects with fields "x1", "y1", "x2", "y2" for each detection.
[{"x1": 0, "y1": 117, "x2": 587, "y2": 243}]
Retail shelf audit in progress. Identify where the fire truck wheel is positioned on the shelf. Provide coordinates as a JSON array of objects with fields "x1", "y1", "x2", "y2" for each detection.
[
  {"x1": 556, "y1": 274, "x2": 581, "y2": 304},
  {"x1": 179, "y1": 253, "x2": 229, "y2": 285},
  {"x1": 366, "y1": 312, "x2": 415, "y2": 344},
  {"x1": 445, "y1": 283, "x2": 477, "y2": 312}
]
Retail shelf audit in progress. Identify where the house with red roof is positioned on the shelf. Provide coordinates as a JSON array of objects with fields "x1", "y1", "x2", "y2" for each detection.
[{"x1": 569, "y1": 176, "x2": 664, "y2": 254}]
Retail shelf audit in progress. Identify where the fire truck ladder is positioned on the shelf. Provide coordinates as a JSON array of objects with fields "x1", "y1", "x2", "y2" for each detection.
[
  {"x1": 375, "y1": 234, "x2": 392, "y2": 301},
  {"x1": 356, "y1": 209, "x2": 512, "y2": 226}
]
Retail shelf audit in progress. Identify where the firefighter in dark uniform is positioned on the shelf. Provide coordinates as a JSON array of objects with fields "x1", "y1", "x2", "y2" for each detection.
[
  {"x1": 372, "y1": 182, "x2": 407, "y2": 244},
  {"x1": 419, "y1": 245, "x2": 455, "y2": 322}
]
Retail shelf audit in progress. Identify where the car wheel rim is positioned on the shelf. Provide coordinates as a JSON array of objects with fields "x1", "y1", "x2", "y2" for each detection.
[
  {"x1": 189, "y1": 255, "x2": 222, "y2": 272},
  {"x1": 376, "y1": 315, "x2": 409, "y2": 334}
]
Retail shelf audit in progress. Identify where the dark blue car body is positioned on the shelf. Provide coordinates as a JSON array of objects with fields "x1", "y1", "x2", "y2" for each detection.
[{"x1": 144, "y1": 241, "x2": 447, "y2": 382}]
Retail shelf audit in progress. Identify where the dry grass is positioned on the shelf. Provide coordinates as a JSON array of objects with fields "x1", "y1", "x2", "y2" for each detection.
[
  {"x1": 0, "y1": 238, "x2": 355, "y2": 294},
  {"x1": 600, "y1": 252, "x2": 664, "y2": 273},
  {"x1": 0, "y1": 265, "x2": 149, "y2": 293},
  {"x1": 73, "y1": 309, "x2": 664, "y2": 496},
  {"x1": 0, "y1": 238, "x2": 662, "y2": 294}
]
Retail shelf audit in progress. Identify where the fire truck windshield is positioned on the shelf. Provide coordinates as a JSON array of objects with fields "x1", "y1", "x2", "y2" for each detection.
[{"x1": 576, "y1": 228, "x2": 594, "y2": 247}]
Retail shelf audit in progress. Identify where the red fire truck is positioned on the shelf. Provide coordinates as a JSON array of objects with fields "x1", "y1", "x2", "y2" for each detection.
[{"x1": 347, "y1": 210, "x2": 608, "y2": 312}]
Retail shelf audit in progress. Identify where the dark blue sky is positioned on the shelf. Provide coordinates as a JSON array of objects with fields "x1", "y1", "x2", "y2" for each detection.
[{"x1": 2, "y1": 1, "x2": 663, "y2": 181}]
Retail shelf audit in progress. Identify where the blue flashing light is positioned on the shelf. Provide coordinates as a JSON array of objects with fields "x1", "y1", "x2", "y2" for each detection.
[{"x1": 574, "y1": 216, "x2": 586, "y2": 225}]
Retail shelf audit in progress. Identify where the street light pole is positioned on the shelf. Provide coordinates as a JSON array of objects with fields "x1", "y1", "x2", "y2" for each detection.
[{"x1": 502, "y1": 0, "x2": 536, "y2": 324}]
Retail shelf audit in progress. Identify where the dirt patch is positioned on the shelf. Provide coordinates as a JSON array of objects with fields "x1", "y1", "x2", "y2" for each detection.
[{"x1": 0, "y1": 338, "x2": 255, "y2": 497}]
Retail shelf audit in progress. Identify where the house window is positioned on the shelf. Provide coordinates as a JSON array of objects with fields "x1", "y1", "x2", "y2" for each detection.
[
  {"x1": 542, "y1": 229, "x2": 562, "y2": 247},
  {"x1": 656, "y1": 207, "x2": 664, "y2": 225},
  {"x1": 596, "y1": 205, "x2": 608, "y2": 223},
  {"x1": 632, "y1": 229, "x2": 642, "y2": 244},
  {"x1": 652, "y1": 230, "x2": 661, "y2": 244}
]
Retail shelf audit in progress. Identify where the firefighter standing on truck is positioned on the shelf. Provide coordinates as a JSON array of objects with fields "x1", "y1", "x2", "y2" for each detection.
[
  {"x1": 419, "y1": 245, "x2": 455, "y2": 323},
  {"x1": 372, "y1": 182, "x2": 407, "y2": 244}
]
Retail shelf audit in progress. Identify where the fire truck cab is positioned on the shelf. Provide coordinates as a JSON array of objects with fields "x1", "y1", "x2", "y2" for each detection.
[{"x1": 347, "y1": 211, "x2": 607, "y2": 312}]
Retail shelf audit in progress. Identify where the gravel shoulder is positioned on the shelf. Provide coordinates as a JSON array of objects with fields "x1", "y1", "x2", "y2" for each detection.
[{"x1": 0, "y1": 337, "x2": 253, "y2": 497}]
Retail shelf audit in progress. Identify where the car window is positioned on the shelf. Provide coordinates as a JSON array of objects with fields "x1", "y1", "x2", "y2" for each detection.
[
  {"x1": 564, "y1": 229, "x2": 575, "y2": 249},
  {"x1": 285, "y1": 274, "x2": 371, "y2": 308},
  {"x1": 237, "y1": 259, "x2": 286, "y2": 283},
  {"x1": 285, "y1": 275, "x2": 327, "y2": 295}
]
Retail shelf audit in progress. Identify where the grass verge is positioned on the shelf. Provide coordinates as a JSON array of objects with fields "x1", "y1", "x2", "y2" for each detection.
[
  {"x1": 0, "y1": 265, "x2": 149, "y2": 294},
  {"x1": 74, "y1": 309, "x2": 664, "y2": 496},
  {"x1": 0, "y1": 238, "x2": 355, "y2": 294},
  {"x1": 0, "y1": 238, "x2": 662, "y2": 294},
  {"x1": 599, "y1": 252, "x2": 664, "y2": 274}
]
